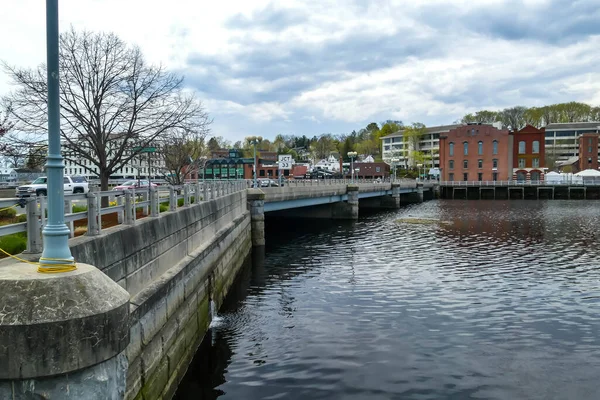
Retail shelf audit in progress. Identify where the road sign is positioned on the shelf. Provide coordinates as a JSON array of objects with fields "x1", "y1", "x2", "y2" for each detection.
[
  {"x1": 278, "y1": 155, "x2": 293, "y2": 170},
  {"x1": 133, "y1": 146, "x2": 156, "y2": 153}
]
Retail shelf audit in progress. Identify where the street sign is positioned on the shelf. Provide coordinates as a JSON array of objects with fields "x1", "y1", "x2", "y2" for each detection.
[
  {"x1": 278, "y1": 155, "x2": 293, "y2": 170},
  {"x1": 132, "y1": 146, "x2": 156, "y2": 153}
]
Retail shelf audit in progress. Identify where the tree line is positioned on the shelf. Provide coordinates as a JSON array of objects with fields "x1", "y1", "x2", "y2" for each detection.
[{"x1": 461, "y1": 102, "x2": 600, "y2": 130}]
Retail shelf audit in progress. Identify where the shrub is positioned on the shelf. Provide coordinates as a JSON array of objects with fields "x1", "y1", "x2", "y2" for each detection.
[
  {"x1": 0, "y1": 232, "x2": 27, "y2": 256},
  {"x1": 16, "y1": 214, "x2": 27, "y2": 223},
  {"x1": 159, "y1": 203, "x2": 169, "y2": 213},
  {"x1": 0, "y1": 207, "x2": 17, "y2": 219},
  {"x1": 177, "y1": 198, "x2": 184, "y2": 207}
]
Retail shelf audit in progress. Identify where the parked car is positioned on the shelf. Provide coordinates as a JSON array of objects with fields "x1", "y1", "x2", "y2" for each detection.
[
  {"x1": 259, "y1": 179, "x2": 279, "y2": 187},
  {"x1": 16, "y1": 176, "x2": 89, "y2": 197},
  {"x1": 113, "y1": 180, "x2": 158, "y2": 192}
]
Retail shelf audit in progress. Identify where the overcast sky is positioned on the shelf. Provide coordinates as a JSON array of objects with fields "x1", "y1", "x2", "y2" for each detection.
[{"x1": 1, "y1": 0, "x2": 599, "y2": 142}]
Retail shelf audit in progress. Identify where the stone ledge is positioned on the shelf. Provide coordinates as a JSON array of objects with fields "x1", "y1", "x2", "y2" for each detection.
[{"x1": 0, "y1": 263, "x2": 130, "y2": 379}]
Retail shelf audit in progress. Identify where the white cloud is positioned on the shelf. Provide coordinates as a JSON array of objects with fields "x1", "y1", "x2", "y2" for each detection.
[{"x1": 1, "y1": 0, "x2": 599, "y2": 141}]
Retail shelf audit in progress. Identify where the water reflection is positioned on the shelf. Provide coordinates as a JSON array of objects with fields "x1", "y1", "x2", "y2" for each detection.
[{"x1": 176, "y1": 200, "x2": 600, "y2": 400}]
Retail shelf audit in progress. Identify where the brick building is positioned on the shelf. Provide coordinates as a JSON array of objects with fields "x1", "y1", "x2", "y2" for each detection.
[
  {"x1": 439, "y1": 124, "x2": 512, "y2": 182},
  {"x1": 344, "y1": 162, "x2": 390, "y2": 179},
  {"x1": 578, "y1": 133, "x2": 599, "y2": 171},
  {"x1": 512, "y1": 125, "x2": 546, "y2": 182}
]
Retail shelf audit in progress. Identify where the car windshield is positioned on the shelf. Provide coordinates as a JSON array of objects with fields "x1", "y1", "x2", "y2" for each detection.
[
  {"x1": 31, "y1": 177, "x2": 47, "y2": 184},
  {"x1": 71, "y1": 176, "x2": 87, "y2": 183}
]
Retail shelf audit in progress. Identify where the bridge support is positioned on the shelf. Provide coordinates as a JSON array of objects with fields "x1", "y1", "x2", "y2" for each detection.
[
  {"x1": 335, "y1": 184, "x2": 359, "y2": 219},
  {"x1": 247, "y1": 189, "x2": 266, "y2": 247},
  {"x1": 380, "y1": 183, "x2": 401, "y2": 209},
  {"x1": 0, "y1": 263, "x2": 130, "y2": 399}
]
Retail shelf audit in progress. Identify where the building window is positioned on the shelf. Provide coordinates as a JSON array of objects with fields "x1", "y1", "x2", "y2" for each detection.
[
  {"x1": 492, "y1": 159, "x2": 498, "y2": 168},
  {"x1": 589, "y1": 138, "x2": 593, "y2": 145},
  {"x1": 531, "y1": 171, "x2": 540, "y2": 182},
  {"x1": 589, "y1": 146, "x2": 593, "y2": 153},
  {"x1": 478, "y1": 141, "x2": 483, "y2": 155},
  {"x1": 518, "y1": 141, "x2": 526, "y2": 154},
  {"x1": 449, "y1": 142, "x2": 454, "y2": 156},
  {"x1": 463, "y1": 142, "x2": 468, "y2": 155},
  {"x1": 463, "y1": 173, "x2": 468, "y2": 181},
  {"x1": 518, "y1": 158, "x2": 526, "y2": 168},
  {"x1": 493, "y1": 140, "x2": 498, "y2": 155},
  {"x1": 463, "y1": 160, "x2": 468, "y2": 168},
  {"x1": 449, "y1": 160, "x2": 454, "y2": 169},
  {"x1": 478, "y1": 159, "x2": 483, "y2": 168},
  {"x1": 532, "y1": 158, "x2": 540, "y2": 168},
  {"x1": 492, "y1": 172, "x2": 498, "y2": 181},
  {"x1": 376, "y1": 167, "x2": 381, "y2": 172},
  {"x1": 478, "y1": 173, "x2": 483, "y2": 181},
  {"x1": 533, "y1": 141, "x2": 540, "y2": 154},
  {"x1": 449, "y1": 173, "x2": 454, "y2": 181},
  {"x1": 588, "y1": 157, "x2": 592, "y2": 165},
  {"x1": 259, "y1": 170, "x2": 265, "y2": 177}
]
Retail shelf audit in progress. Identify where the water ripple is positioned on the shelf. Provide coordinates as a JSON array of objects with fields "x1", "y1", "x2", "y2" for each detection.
[{"x1": 176, "y1": 200, "x2": 600, "y2": 400}]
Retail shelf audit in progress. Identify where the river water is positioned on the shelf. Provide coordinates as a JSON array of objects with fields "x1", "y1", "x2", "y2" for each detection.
[{"x1": 175, "y1": 200, "x2": 600, "y2": 400}]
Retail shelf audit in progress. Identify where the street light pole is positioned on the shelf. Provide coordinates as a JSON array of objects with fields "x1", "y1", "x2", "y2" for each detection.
[
  {"x1": 347, "y1": 151, "x2": 357, "y2": 183},
  {"x1": 39, "y1": 0, "x2": 75, "y2": 272}
]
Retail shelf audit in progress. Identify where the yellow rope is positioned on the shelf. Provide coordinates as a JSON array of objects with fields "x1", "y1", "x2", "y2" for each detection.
[{"x1": 0, "y1": 247, "x2": 77, "y2": 273}]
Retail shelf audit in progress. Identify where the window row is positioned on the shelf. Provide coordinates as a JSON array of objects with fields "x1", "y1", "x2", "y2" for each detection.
[
  {"x1": 518, "y1": 140, "x2": 540, "y2": 154},
  {"x1": 449, "y1": 159, "x2": 498, "y2": 169},
  {"x1": 517, "y1": 158, "x2": 540, "y2": 168},
  {"x1": 449, "y1": 140, "x2": 499, "y2": 156}
]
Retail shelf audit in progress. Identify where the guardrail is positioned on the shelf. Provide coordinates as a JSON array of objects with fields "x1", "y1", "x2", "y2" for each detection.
[
  {"x1": 0, "y1": 180, "x2": 247, "y2": 255},
  {"x1": 440, "y1": 180, "x2": 600, "y2": 187}
]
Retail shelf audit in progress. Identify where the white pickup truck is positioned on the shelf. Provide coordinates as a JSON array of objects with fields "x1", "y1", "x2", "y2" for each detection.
[{"x1": 16, "y1": 176, "x2": 90, "y2": 197}]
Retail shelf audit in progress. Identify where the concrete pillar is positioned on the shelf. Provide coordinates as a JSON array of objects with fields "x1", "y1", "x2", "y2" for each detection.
[
  {"x1": 87, "y1": 189, "x2": 100, "y2": 236},
  {"x1": 0, "y1": 263, "x2": 130, "y2": 399},
  {"x1": 347, "y1": 185, "x2": 359, "y2": 219},
  {"x1": 417, "y1": 183, "x2": 424, "y2": 203},
  {"x1": 247, "y1": 189, "x2": 265, "y2": 247},
  {"x1": 381, "y1": 183, "x2": 401, "y2": 209}
]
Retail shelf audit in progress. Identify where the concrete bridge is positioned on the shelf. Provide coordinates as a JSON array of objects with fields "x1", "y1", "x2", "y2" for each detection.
[{"x1": 0, "y1": 179, "x2": 434, "y2": 399}]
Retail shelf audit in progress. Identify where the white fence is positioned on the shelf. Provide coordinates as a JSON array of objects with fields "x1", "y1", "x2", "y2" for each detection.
[{"x1": 0, "y1": 180, "x2": 247, "y2": 254}]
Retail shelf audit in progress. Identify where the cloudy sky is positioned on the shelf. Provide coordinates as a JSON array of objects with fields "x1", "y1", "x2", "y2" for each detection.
[{"x1": 1, "y1": 0, "x2": 599, "y2": 142}]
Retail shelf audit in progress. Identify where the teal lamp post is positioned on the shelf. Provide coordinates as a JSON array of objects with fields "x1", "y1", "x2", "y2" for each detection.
[
  {"x1": 247, "y1": 136, "x2": 262, "y2": 188},
  {"x1": 40, "y1": 0, "x2": 75, "y2": 272}
]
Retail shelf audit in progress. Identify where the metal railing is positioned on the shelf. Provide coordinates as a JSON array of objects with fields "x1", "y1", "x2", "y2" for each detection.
[
  {"x1": 440, "y1": 180, "x2": 600, "y2": 187},
  {"x1": 0, "y1": 180, "x2": 247, "y2": 254}
]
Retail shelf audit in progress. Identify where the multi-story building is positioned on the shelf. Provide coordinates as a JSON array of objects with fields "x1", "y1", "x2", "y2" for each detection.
[
  {"x1": 578, "y1": 133, "x2": 599, "y2": 171},
  {"x1": 63, "y1": 140, "x2": 166, "y2": 180},
  {"x1": 545, "y1": 122, "x2": 600, "y2": 164},
  {"x1": 512, "y1": 125, "x2": 546, "y2": 182},
  {"x1": 381, "y1": 124, "x2": 463, "y2": 169},
  {"x1": 439, "y1": 124, "x2": 512, "y2": 182}
]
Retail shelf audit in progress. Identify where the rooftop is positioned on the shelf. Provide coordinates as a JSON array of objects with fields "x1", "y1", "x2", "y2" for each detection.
[
  {"x1": 380, "y1": 124, "x2": 464, "y2": 140},
  {"x1": 545, "y1": 122, "x2": 600, "y2": 130}
]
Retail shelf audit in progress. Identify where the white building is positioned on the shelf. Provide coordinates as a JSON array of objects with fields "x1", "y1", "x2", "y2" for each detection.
[
  {"x1": 313, "y1": 154, "x2": 340, "y2": 172},
  {"x1": 380, "y1": 124, "x2": 463, "y2": 169},
  {"x1": 544, "y1": 122, "x2": 600, "y2": 163}
]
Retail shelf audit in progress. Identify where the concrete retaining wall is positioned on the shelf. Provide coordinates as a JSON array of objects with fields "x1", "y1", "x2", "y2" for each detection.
[{"x1": 67, "y1": 191, "x2": 251, "y2": 400}]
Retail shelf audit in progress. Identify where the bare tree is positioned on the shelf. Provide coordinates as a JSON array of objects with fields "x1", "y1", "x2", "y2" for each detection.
[
  {"x1": 2, "y1": 28, "x2": 208, "y2": 195},
  {"x1": 159, "y1": 127, "x2": 211, "y2": 185}
]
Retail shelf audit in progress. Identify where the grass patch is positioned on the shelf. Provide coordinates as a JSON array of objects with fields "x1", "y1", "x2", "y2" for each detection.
[
  {"x1": 159, "y1": 203, "x2": 169, "y2": 213},
  {"x1": 0, "y1": 232, "x2": 27, "y2": 257},
  {"x1": 72, "y1": 204, "x2": 87, "y2": 213}
]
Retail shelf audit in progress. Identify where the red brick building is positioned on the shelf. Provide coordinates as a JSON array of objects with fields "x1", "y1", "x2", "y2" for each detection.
[
  {"x1": 578, "y1": 133, "x2": 599, "y2": 171},
  {"x1": 512, "y1": 125, "x2": 546, "y2": 182},
  {"x1": 439, "y1": 124, "x2": 512, "y2": 182}
]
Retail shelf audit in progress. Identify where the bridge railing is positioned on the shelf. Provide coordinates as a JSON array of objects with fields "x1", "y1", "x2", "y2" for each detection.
[
  {"x1": 440, "y1": 180, "x2": 600, "y2": 187},
  {"x1": 0, "y1": 180, "x2": 247, "y2": 255},
  {"x1": 249, "y1": 177, "x2": 420, "y2": 187}
]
